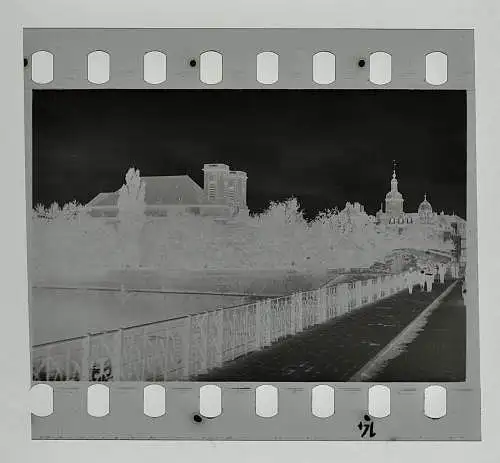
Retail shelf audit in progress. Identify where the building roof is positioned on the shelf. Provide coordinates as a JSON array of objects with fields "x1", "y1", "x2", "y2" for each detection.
[
  {"x1": 88, "y1": 175, "x2": 208, "y2": 208},
  {"x1": 86, "y1": 192, "x2": 112, "y2": 207}
]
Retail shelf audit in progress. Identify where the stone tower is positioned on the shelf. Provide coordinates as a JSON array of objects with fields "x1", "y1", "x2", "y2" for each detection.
[
  {"x1": 385, "y1": 167, "x2": 404, "y2": 218},
  {"x1": 203, "y1": 164, "x2": 248, "y2": 214},
  {"x1": 203, "y1": 163, "x2": 229, "y2": 204},
  {"x1": 231, "y1": 170, "x2": 248, "y2": 210}
]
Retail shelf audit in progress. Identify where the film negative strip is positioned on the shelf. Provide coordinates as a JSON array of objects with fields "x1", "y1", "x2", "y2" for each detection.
[{"x1": 24, "y1": 28, "x2": 480, "y2": 440}]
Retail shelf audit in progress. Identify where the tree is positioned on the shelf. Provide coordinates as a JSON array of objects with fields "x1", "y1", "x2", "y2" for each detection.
[
  {"x1": 34, "y1": 203, "x2": 47, "y2": 220},
  {"x1": 117, "y1": 168, "x2": 146, "y2": 268},
  {"x1": 62, "y1": 200, "x2": 83, "y2": 220},
  {"x1": 47, "y1": 202, "x2": 61, "y2": 220},
  {"x1": 117, "y1": 168, "x2": 146, "y2": 220}
]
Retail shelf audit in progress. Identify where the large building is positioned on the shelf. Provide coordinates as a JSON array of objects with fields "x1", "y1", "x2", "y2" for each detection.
[{"x1": 87, "y1": 163, "x2": 248, "y2": 218}]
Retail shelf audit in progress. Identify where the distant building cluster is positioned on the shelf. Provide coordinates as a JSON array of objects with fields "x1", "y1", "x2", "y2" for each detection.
[
  {"x1": 87, "y1": 163, "x2": 248, "y2": 219},
  {"x1": 343, "y1": 202, "x2": 366, "y2": 214},
  {"x1": 375, "y1": 166, "x2": 467, "y2": 266},
  {"x1": 375, "y1": 167, "x2": 463, "y2": 228}
]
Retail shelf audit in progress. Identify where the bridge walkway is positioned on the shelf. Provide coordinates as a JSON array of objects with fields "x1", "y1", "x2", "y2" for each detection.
[
  {"x1": 197, "y1": 278, "x2": 458, "y2": 382},
  {"x1": 372, "y1": 282, "x2": 465, "y2": 382}
]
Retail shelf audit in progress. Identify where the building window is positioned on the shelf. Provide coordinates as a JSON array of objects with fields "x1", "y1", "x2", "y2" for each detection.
[{"x1": 208, "y1": 182, "x2": 216, "y2": 201}]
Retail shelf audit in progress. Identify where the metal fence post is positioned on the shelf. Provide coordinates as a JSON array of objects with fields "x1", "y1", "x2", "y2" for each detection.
[
  {"x1": 334, "y1": 285, "x2": 340, "y2": 317},
  {"x1": 216, "y1": 309, "x2": 223, "y2": 367},
  {"x1": 355, "y1": 280, "x2": 362, "y2": 307},
  {"x1": 141, "y1": 326, "x2": 148, "y2": 381},
  {"x1": 343, "y1": 283, "x2": 350, "y2": 313},
  {"x1": 81, "y1": 334, "x2": 90, "y2": 381},
  {"x1": 255, "y1": 300, "x2": 262, "y2": 349},
  {"x1": 265, "y1": 299, "x2": 272, "y2": 346},
  {"x1": 163, "y1": 323, "x2": 169, "y2": 381},
  {"x1": 183, "y1": 315, "x2": 192, "y2": 380},
  {"x1": 201, "y1": 313, "x2": 208, "y2": 375},
  {"x1": 276, "y1": 299, "x2": 283, "y2": 340},
  {"x1": 113, "y1": 328, "x2": 123, "y2": 381},
  {"x1": 269, "y1": 299, "x2": 275, "y2": 343},
  {"x1": 320, "y1": 287, "x2": 327, "y2": 323},
  {"x1": 244, "y1": 306, "x2": 250, "y2": 355},
  {"x1": 317, "y1": 288, "x2": 323, "y2": 323},
  {"x1": 205, "y1": 312, "x2": 211, "y2": 370},
  {"x1": 297, "y1": 292, "x2": 303, "y2": 332}
]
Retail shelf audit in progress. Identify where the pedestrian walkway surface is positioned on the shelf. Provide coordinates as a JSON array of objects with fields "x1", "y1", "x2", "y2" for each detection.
[
  {"x1": 372, "y1": 282, "x2": 466, "y2": 382},
  {"x1": 197, "y1": 279, "x2": 458, "y2": 382}
]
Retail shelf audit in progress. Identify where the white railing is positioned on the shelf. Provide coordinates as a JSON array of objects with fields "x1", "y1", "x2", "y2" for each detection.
[{"x1": 32, "y1": 272, "x2": 407, "y2": 382}]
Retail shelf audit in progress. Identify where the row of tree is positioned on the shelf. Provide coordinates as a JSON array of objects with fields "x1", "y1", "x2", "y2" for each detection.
[{"x1": 31, "y1": 168, "x2": 452, "y2": 277}]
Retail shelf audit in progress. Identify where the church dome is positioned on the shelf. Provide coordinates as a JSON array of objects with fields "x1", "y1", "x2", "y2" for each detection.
[{"x1": 418, "y1": 194, "x2": 433, "y2": 214}]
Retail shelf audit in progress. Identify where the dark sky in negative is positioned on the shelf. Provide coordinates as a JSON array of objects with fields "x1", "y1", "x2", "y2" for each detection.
[{"x1": 32, "y1": 89, "x2": 467, "y2": 219}]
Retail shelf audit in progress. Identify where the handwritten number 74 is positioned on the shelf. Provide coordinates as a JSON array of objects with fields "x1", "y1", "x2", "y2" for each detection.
[{"x1": 358, "y1": 414, "x2": 376, "y2": 438}]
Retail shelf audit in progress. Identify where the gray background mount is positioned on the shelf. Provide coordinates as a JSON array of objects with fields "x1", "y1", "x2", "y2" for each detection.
[{"x1": 24, "y1": 28, "x2": 479, "y2": 441}]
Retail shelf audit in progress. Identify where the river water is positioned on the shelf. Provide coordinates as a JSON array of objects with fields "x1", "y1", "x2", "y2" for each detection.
[{"x1": 31, "y1": 287, "x2": 256, "y2": 345}]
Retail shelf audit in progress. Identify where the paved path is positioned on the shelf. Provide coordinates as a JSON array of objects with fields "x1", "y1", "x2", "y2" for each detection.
[
  {"x1": 197, "y1": 279, "x2": 457, "y2": 382},
  {"x1": 372, "y1": 282, "x2": 466, "y2": 382}
]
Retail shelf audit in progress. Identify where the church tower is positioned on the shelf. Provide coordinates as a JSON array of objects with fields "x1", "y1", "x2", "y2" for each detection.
[
  {"x1": 203, "y1": 164, "x2": 229, "y2": 204},
  {"x1": 385, "y1": 164, "x2": 404, "y2": 218},
  {"x1": 418, "y1": 193, "x2": 434, "y2": 224}
]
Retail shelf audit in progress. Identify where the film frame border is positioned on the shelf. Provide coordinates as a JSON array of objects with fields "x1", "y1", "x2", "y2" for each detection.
[{"x1": 24, "y1": 28, "x2": 479, "y2": 441}]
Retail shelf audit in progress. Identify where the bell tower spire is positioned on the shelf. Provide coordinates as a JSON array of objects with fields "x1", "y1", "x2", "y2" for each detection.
[
  {"x1": 391, "y1": 160, "x2": 398, "y2": 191},
  {"x1": 385, "y1": 160, "x2": 404, "y2": 218}
]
